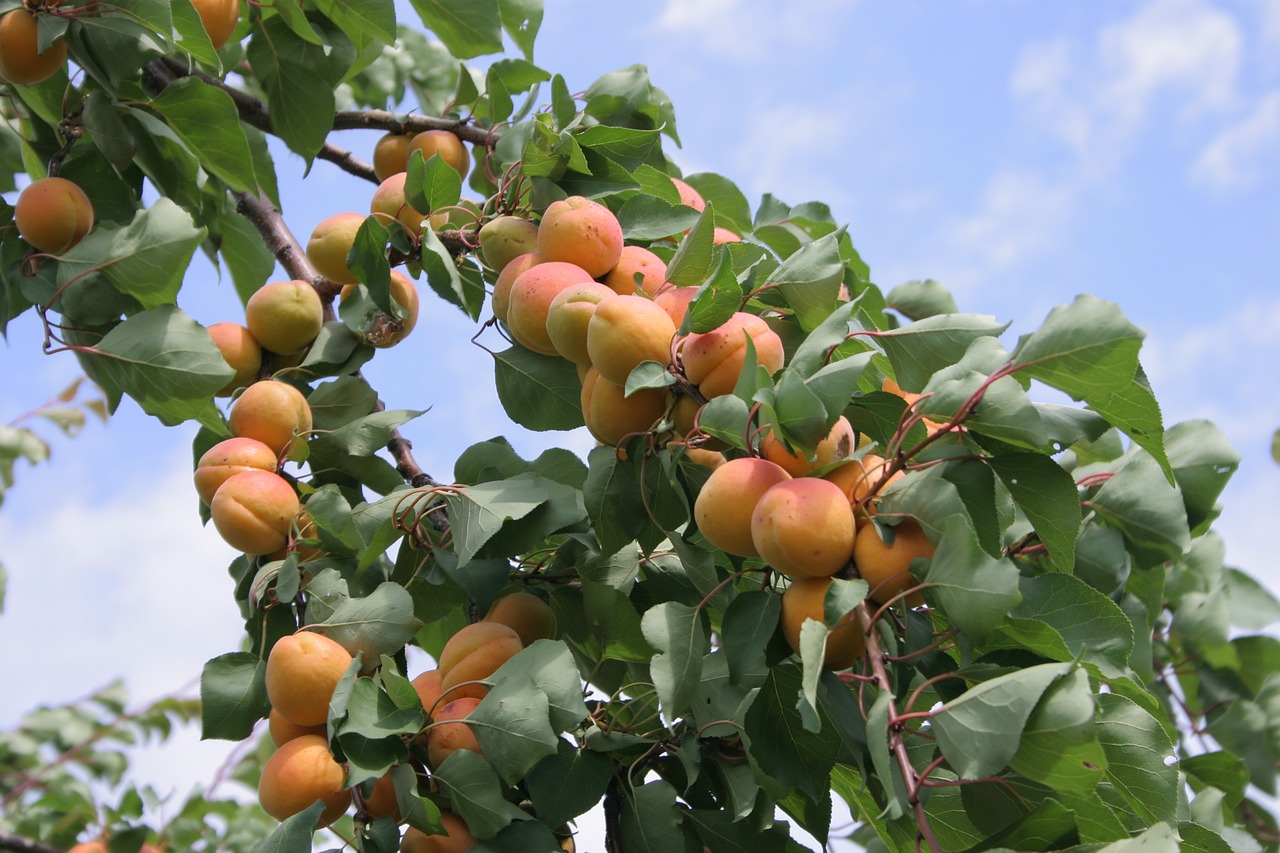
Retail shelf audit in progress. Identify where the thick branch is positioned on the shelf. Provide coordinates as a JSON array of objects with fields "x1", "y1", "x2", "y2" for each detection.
[
  {"x1": 331, "y1": 110, "x2": 494, "y2": 146},
  {"x1": 0, "y1": 832, "x2": 61, "y2": 853}
]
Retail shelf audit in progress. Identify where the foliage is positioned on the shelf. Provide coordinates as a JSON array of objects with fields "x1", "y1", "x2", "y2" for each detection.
[{"x1": 2, "y1": 1, "x2": 1279, "y2": 852}]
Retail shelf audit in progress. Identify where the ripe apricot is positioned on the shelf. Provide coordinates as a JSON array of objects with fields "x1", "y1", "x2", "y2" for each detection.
[
  {"x1": 244, "y1": 280, "x2": 324, "y2": 355},
  {"x1": 602, "y1": 245, "x2": 668, "y2": 296},
  {"x1": 257, "y1": 733, "x2": 349, "y2": 826},
  {"x1": 505, "y1": 261, "x2": 595, "y2": 354},
  {"x1": 437, "y1": 622, "x2": 522, "y2": 702},
  {"x1": 372, "y1": 132, "x2": 415, "y2": 181},
  {"x1": 411, "y1": 668, "x2": 445, "y2": 717},
  {"x1": 713, "y1": 227, "x2": 742, "y2": 244},
  {"x1": 210, "y1": 469, "x2": 299, "y2": 554},
  {"x1": 693, "y1": 457, "x2": 791, "y2": 557},
  {"x1": 268, "y1": 707, "x2": 326, "y2": 746},
  {"x1": 759, "y1": 416, "x2": 857, "y2": 478},
  {"x1": 854, "y1": 518, "x2": 933, "y2": 607},
  {"x1": 191, "y1": 0, "x2": 239, "y2": 49},
  {"x1": 824, "y1": 453, "x2": 903, "y2": 520},
  {"x1": 341, "y1": 270, "x2": 420, "y2": 348},
  {"x1": 682, "y1": 312, "x2": 785, "y2": 399},
  {"x1": 306, "y1": 212, "x2": 365, "y2": 285},
  {"x1": 363, "y1": 771, "x2": 401, "y2": 821},
  {"x1": 207, "y1": 322, "x2": 262, "y2": 397},
  {"x1": 483, "y1": 592, "x2": 557, "y2": 646},
  {"x1": 67, "y1": 842, "x2": 107, "y2": 853},
  {"x1": 194, "y1": 436, "x2": 279, "y2": 506},
  {"x1": 491, "y1": 250, "x2": 541, "y2": 323},
  {"x1": 426, "y1": 697, "x2": 483, "y2": 767},
  {"x1": 479, "y1": 215, "x2": 539, "y2": 274},
  {"x1": 265, "y1": 632, "x2": 354, "y2": 727},
  {"x1": 228, "y1": 380, "x2": 312, "y2": 458},
  {"x1": 14, "y1": 177, "x2": 93, "y2": 254},
  {"x1": 400, "y1": 810, "x2": 477, "y2": 853},
  {"x1": 751, "y1": 478, "x2": 856, "y2": 578},
  {"x1": 781, "y1": 576, "x2": 865, "y2": 670},
  {"x1": 0, "y1": 9, "x2": 67, "y2": 86},
  {"x1": 653, "y1": 285, "x2": 698, "y2": 327},
  {"x1": 407, "y1": 130, "x2": 471, "y2": 179},
  {"x1": 544, "y1": 281, "x2": 617, "y2": 366},
  {"x1": 671, "y1": 177, "x2": 705, "y2": 212},
  {"x1": 581, "y1": 367, "x2": 668, "y2": 446},
  {"x1": 369, "y1": 172, "x2": 438, "y2": 235},
  {"x1": 585, "y1": 295, "x2": 677, "y2": 386},
  {"x1": 537, "y1": 196, "x2": 623, "y2": 278}
]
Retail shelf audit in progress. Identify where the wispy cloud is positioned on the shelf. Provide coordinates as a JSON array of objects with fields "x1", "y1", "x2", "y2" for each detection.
[
  {"x1": 1192, "y1": 90, "x2": 1280, "y2": 190},
  {"x1": 653, "y1": 0, "x2": 855, "y2": 61}
]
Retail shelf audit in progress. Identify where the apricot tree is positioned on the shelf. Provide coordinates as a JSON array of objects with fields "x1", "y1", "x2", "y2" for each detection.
[{"x1": 2, "y1": 1, "x2": 1279, "y2": 851}]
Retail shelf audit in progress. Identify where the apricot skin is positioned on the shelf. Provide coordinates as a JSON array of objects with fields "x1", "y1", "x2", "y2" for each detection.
[
  {"x1": 479, "y1": 215, "x2": 539, "y2": 274},
  {"x1": 682, "y1": 313, "x2": 785, "y2": 399},
  {"x1": 759, "y1": 416, "x2": 857, "y2": 478},
  {"x1": 14, "y1": 177, "x2": 93, "y2": 254},
  {"x1": 369, "y1": 173, "x2": 438, "y2": 235},
  {"x1": 491, "y1": 251, "x2": 541, "y2": 324},
  {"x1": 537, "y1": 196, "x2": 623, "y2": 278},
  {"x1": 693, "y1": 457, "x2": 791, "y2": 557},
  {"x1": 483, "y1": 592, "x2": 557, "y2": 646},
  {"x1": 411, "y1": 669, "x2": 445, "y2": 717},
  {"x1": 265, "y1": 632, "x2": 354, "y2": 727},
  {"x1": 671, "y1": 177, "x2": 705, "y2": 211},
  {"x1": 268, "y1": 707, "x2": 326, "y2": 747},
  {"x1": 653, "y1": 286, "x2": 698, "y2": 327},
  {"x1": 207, "y1": 322, "x2": 262, "y2": 397},
  {"x1": 581, "y1": 368, "x2": 668, "y2": 446},
  {"x1": 0, "y1": 9, "x2": 67, "y2": 86},
  {"x1": 585, "y1": 295, "x2": 677, "y2": 386},
  {"x1": 602, "y1": 245, "x2": 668, "y2": 296},
  {"x1": 194, "y1": 436, "x2": 279, "y2": 506},
  {"x1": 505, "y1": 261, "x2": 595, "y2": 354},
  {"x1": 210, "y1": 469, "x2": 300, "y2": 555},
  {"x1": 752, "y1": 478, "x2": 856, "y2": 578},
  {"x1": 400, "y1": 811, "x2": 477, "y2": 853},
  {"x1": 244, "y1": 280, "x2": 324, "y2": 355},
  {"x1": 426, "y1": 696, "x2": 483, "y2": 767},
  {"x1": 437, "y1": 622, "x2": 523, "y2": 702},
  {"x1": 824, "y1": 453, "x2": 903, "y2": 527},
  {"x1": 544, "y1": 281, "x2": 617, "y2": 366},
  {"x1": 257, "y1": 734, "x2": 350, "y2": 826},
  {"x1": 407, "y1": 130, "x2": 471, "y2": 179},
  {"x1": 191, "y1": 0, "x2": 239, "y2": 49},
  {"x1": 781, "y1": 576, "x2": 865, "y2": 670},
  {"x1": 854, "y1": 519, "x2": 933, "y2": 607},
  {"x1": 373, "y1": 132, "x2": 415, "y2": 181},
  {"x1": 228, "y1": 380, "x2": 312, "y2": 458},
  {"x1": 341, "y1": 270, "x2": 420, "y2": 348},
  {"x1": 306, "y1": 212, "x2": 366, "y2": 285}
]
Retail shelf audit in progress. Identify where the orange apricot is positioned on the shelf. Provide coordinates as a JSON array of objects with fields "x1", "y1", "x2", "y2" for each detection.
[
  {"x1": 14, "y1": 177, "x2": 93, "y2": 254},
  {"x1": 207, "y1": 322, "x2": 262, "y2": 397},
  {"x1": 854, "y1": 518, "x2": 933, "y2": 607},
  {"x1": 491, "y1": 250, "x2": 541, "y2": 323},
  {"x1": 653, "y1": 285, "x2": 698, "y2": 328},
  {"x1": 537, "y1": 196, "x2": 623, "y2": 277},
  {"x1": 544, "y1": 281, "x2": 618, "y2": 366},
  {"x1": 759, "y1": 416, "x2": 857, "y2": 478},
  {"x1": 244, "y1": 280, "x2": 324, "y2": 355},
  {"x1": 341, "y1": 270, "x2": 420, "y2": 348},
  {"x1": 580, "y1": 367, "x2": 668, "y2": 446},
  {"x1": 426, "y1": 697, "x2": 483, "y2": 768},
  {"x1": 268, "y1": 707, "x2": 326, "y2": 747},
  {"x1": 194, "y1": 436, "x2": 279, "y2": 506},
  {"x1": 682, "y1": 312, "x2": 785, "y2": 399},
  {"x1": 372, "y1": 132, "x2": 415, "y2": 181},
  {"x1": 265, "y1": 632, "x2": 354, "y2": 727},
  {"x1": 751, "y1": 478, "x2": 856, "y2": 578},
  {"x1": 363, "y1": 771, "x2": 401, "y2": 821},
  {"x1": 781, "y1": 576, "x2": 865, "y2": 670},
  {"x1": 602, "y1": 245, "x2": 668, "y2": 296},
  {"x1": 483, "y1": 592, "x2": 557, "y2": 646},
  {"x1": 479, "y1": 215, "x2": 539, "y2": 275},
  {"x1": 306, "y1": 212, "x2": 366, "y2": 285},
  {"x1": 713, "y1": 227, "x2": 742, "y2": 244},
  {"x1": 671, "y1": 177, "x2": 705, "y2": 211},
  {"x1": 693, "y1": 457, "x2": 791, "y2": 557},
  {"x1": 437, "y1": 622, "x2": 522, "y2": 702},
  {"x1": 209, "y1": 469, "x2": 299, "y2": 554},
  {"x1": 399, "y1": 810, "x2": 477, "y2": 853},
  {"x1": 505, "y1": 261, "x2": 595, "y2": 354},
  {"x1": 0, "y1": 9, "x2": 67, "y2": 86},
  {"x1": 228, "y1": 380, "x2": 312, "y2": 458},
  {"x1": 369, "y1": 172, "x2": 437, "y2": 235},
  {"x1": 191, "y1": 0, "x2": 239, "y2": 49},
  {"x1": 407, "y1": 130, "x2": 471, "y2": 179},
  {"x1": 257, "y1": 734, "x2": 350, "y2": 826},
  {"x1": 411, "y1": 669, "x2": 445, "y2": 717},
  {"x1": 585, "y1": 294, "x2": 677, "y2": 386}
]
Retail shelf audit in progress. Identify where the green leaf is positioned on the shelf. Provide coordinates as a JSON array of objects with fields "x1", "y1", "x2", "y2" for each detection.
[
  {"x1": 721, "y1": 590, "x2": 781, "y2": 687},
  {"x1": 249, "y1": 801, "x2": 325, "y2": 853},
  {"x1": 987, "y1": 453, "x2": 1081, "y2": 571},
  {"x1": 743, "y1": 662, "x2": 839, "y2": 801},
  {"x1": 932, "y1": 661, "x2": 1072, "y2": 779},
  {"x1": 307, "y1": 375, "x2": 380, "y2": 431},
  {"x1": 1225, "y1": 568, "x2": 1280, "y2": 630},
  {"x1": 1010, "y1": 574, "x2": 1134, "y2": 678},
  {"x1": 583, "y1": 445, "x2": 645, "y2": 557},
  {"x1": 200, "y1": 652, "x2": 269, "y2": 741},
  {"x1": 620, "y1": 780, "x2": 686, "y2": 852},
  {"x1": 617, "y1": 193, "x2": 701, "y2": 241},
  {"x1": 498, "y1": 0, "x2": 542, "y2": 60},
  {"x1": 316, "y1": 409, "x2": 424, "y2": 457},
  {"x1": 525, "y1": 741, "x2": 613, "y2": 827},
  {"x1": 681, "y1": 251, "x2": 743, "y2": 335},
  {"x1": 442, "y1": 474, "x2": 552, "y2": 566},
  {"x1": 432, "y1": 749, "x2": 526, "y2": 839},
  {"x1": 1090, "y1": 449, "x2": 1190, "y2": 566},
  {"x1": 148, "y1": 78, "x2": 260, "y2": 194},
  {"x1": 313, "y1": 0, "x2": 398, "y2": 45},
  {"x1": 920, "y1": 515, "x2": 1022, "y2": 640},
  {"x1": 876, "y1": 313, "x2": 1009, "y2": 393},
  {"x1": 885, "y1": 279, "x2": 958, "y2": 320},
  {"x1": 684, "y1": 173, "x2": 752, "y2": 234},
  {"x1": 642, "y1": 602, "x2": 706, "y2": 722},
  {"x1": 625, "y1": 360, "x2": 676, "y2": 396},
  {"x1": 1095, "y1": 693, "x2": 1178, "y2": 824},
  {"x1": 311, "y1": 582, "x2": 424, "y2": 661},
  {"x1": 405, "y1": 151, "x2": 462, "y2": 217},
  {"x1": 469, "y1": 673, "x2": 559, "y2": 784},
  {"x1": 1165, "y1": 419, "x2": 1239, "y2": 533},
  {"x1": 492, "y1": 344, "x2": 584, "y2": 431},
  {"x1": 763, "y1": 230, "x2": 845, "y2": 331},
  {"x1": 1008, "y1": 668, "x2": 1107, "y2": 796},
  {"x1": 666, "y1": 204, "x2": 717, "y2": 286},
  {"x1": 410, "y1": 0, "x2": 503, "y2": 58}
]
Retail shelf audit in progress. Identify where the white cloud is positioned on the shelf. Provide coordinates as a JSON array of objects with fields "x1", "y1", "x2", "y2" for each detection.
[
  {"x1": 653, "y1": 0, "x2": 855, "y2": 61},
  {"x1": 1192, "y1": 90, "x2": 1280, "y2": 189}
]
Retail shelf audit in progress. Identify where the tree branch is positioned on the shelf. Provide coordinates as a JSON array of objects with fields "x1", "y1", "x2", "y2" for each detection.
[{"x1": 0, "y1": 832, "x2": 62, "y2": 853}]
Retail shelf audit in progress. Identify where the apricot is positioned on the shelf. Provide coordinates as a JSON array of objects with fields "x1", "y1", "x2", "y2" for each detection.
[
  {"x1": 693, "y1": 457, "x2": 791, "y2": 557},
  {"x1": 369, "y1": 172, "x2": 435, "y2": 235},
  {"x1": 854, "y1": 518, "x2": 933, "y2": 607},
  {"x1": 581, "y1": 367, "x2": 669, "y2": 446},
  {"x1": 537, "y1": 196, "x2": 623, "y2": 277},
  {"x1": 340, "y1": 270, "x2": 420, "y2": 348},
  {"x1": 0, "y1": 9, "x2": 66, "y2": 86},
  {"x1": 191, "y1": 0, "x2": 239, "y2": 49},
  {"x1": 258, "y1": 733, "x2": 349, "y2": 826},
  {"x1": 479, "y1": 215, "x2": 539, "y2": 274},
  {"x1": 824, "y1": 453, "x2": 903, "y2": 518},
  {"x1": 411, "y1": 668, "x2": 445, "y2": 717},
  {"x1": 268, "y1": 707, "x2": 326, "y2": 746},
  {"x1": 602, "y1": 245, "x2": 668, "y2": 296},
  {"x1": 265, "y1": 631, "x2": 354, "y2": 727},
  {"x1": 751, "y1": 478, "x2": 855, "y2": 579},
  {"x1": 882, "y1": 376, "x2": 946, "y2": 434},
  {"x1": 306, "y1": 212, "x2": 366, "y2": 285},
  {"x1": 544, "y1": 280, "x2": 617, "y2": 366},
  {"x1": 373, "y1": 132, "x2": 415, "y2": 181},
  {"x1": 671, "y1": 177, "x2": 705, "y2": 211},
  {"x1": 407, "y1": 129, "x2": 471, "y2": 179},
  {"x1": 426, "y1": 697, "x2": 483, "y2": 767},
  {"x1": 759, "y1": 416, "x2": 857, "y2": 477},
  {"x1": 505, "y1": 261, "x2": 595, "y2": 354},
  {"x1": 682, "y1": 313, "x2": 785, "y2": 399},
  {"x1": 228, "y1": 380, "x2": 312, "y2": 458},
  {"x1": 210, "y1": 469, "x2": 299, "y2": 554},
  {"x1": 437, "y1": 621, "x2": 523, "y2": 702},
  {"x1": 681, "y1": 446, "x2": 726, "y2": 469},
  {"x1": 713, "y1": 227, "x2": 742, "y2": 244},
  {"x1": 781, "y1": 576, "x2": 865, "y2": 670},
  {"x1": 363, "y1": 771, "x2": 400, "y2": 821},
  {"x1": 585, "y1": 295, "x2": 677, "y2": 386},
  {"x1": 194, "y1": 436, "x2": 279, "y2": 505},
  {"x1": 400, "y1": 810, "x2": 477, "y2": 853},
  {"x1": 207, "y1": 322, "x2": 262, "y2": 397},
  {"x1": 14, "y1": 177, "x2": 93, "y2": 254},
  {"x1": 68, "y1": 842, "x2": 107, "y2": 853},
  {"x1": 244, "y1": 280, "x2": 324, "y2": 355},
  {"x1": 653, "y1": 285, "x2": 698, "y2": 327},
  {"x1": 491, "y1": 250, "x2": 541, "y2": 323},
  {"x1": 483, "y1": 592, "x2": 557, "y2": 646}
]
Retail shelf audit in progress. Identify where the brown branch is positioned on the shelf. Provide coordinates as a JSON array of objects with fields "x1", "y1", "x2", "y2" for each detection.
[
  {"x1": 331, "y1": 109, "x2": 494, "y2": 146},
  {"x1": 0, "y1": 832, "x2": 62, "y2": 853}
]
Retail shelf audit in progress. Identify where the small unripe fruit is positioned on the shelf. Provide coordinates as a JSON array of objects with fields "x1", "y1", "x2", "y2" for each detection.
[
  {"x1": 751, "y1": 478, "x2": 856, "y2": 578},
  {"x1": 506, "y1": 261, "x2": 595, "y2": 354},
  {"x1": 268, "y1": 707, "x2": 326, "y2": 746},
  {"x1": 0, "y1": 9, "x2": 67, "y2": 86},
  {"x1": 265, "y1": 632, "x2": 354, "y2": 727},
  {"x1": 407, "y1": 130, "x2": 471, "y2": 179},
  {"x1": 682, "y1": 312, "x2": 785, "y2": 399},
  {"x1": 207, "y1": 322, "x2": 262, "y2": 397},
  {"x1": 257, "y1": 734, "x2": 349, "y2": 826},
  {"x1": 759, "y1": 417, "x2": 857, "y2": 478},
  {"x1": 854, "y1": 518, "x2": 933, "y2": 607},
  {"x1": 210, "y1": 469, "x2": 299, "y2": 554},
  {"x1": 194, "y1": 436, "x2": 279, "y2": 506},
  {"x1": 693, "y1": 457, "x2": 791, "y2": 557},
  {"x1": 483, "y1": 592, "x2": 557, "y2": 645},
  {"x1": 191, "y1": 0, "x2": 239, "y2": 49},
  {"x1": 373, "y1": 132, "x2": 415, "y2": 181},
  {"x1": 781, "y1": 576, "x2": 865, "y2": 670},
  {"x1": 244, "y1": 280, "x2": 324, "y2": 355},
  {"x1": 14, "y1": 177, "x2": 93, "y2": 254},
  {"x1": 537, "y1": 196, "x2": 624, "y2": 278},
  {"x1": 602, "y1": 245, "x2": 668, "y2": 296},
  {"x1": 585, "y1": 295, "x2": 677, "y2": 386},
  {"x1": 426, "y1": 697, "x2": 483, "y2": 767},
  {"x1": 479, "y1": 215, "x2": 539, "y2": 274},
  {"x1": 580, "y1": 367, "x2": 668, "y2": 446},
  {"x1": 229, "y1": 380, "x2": 313, "y2": 458},
  {"x1": 306, "y1": 212, "x2": 366, "y2": 285}
]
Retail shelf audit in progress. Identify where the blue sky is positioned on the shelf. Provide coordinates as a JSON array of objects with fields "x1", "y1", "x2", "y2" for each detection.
[{"x1": 2, "y1": 1, "x2": 1278, "y2": 849}]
